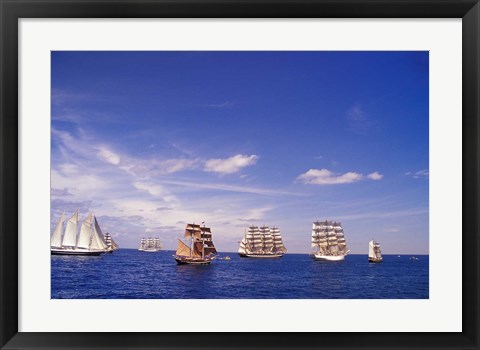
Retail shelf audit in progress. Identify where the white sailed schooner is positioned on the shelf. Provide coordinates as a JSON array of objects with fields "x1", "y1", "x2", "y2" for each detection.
[
  {"x1": 311, "y1": 220, "x2": 350, "y2": 261},
  {"x1": 368, "y1": 239, "x2": 383, "y2": 263},
  {"x1": 50, "y1": 210, "x2": 109, "y2": 256},
  {"x1": 238, "y1": 225, "x2": 287, "y2": 258},
  {"x1": 138, "y1": 237, "x2": 162, "y2": 252}
]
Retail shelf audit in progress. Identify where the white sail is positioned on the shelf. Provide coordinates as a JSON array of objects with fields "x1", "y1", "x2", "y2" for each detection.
[
  {"x1": 91, "y1": 216, "x2": 108, "y2": 250},
  {"x1": 368, "y1": 240, "x2": 375, "y2": 258},
  {"x1": 50, "y1": 212, "x2": 65, "y2": 248},
  {"x1": 77, "y1": 212, "x2": 94, "y2": 249},
  {"x1": 238, "y1": 237, "x2": 247, "y2": 254},
  {"x1": 312, "y1": 220, "x2": 348, "y2": 257},
  {"x1": 62, "y1": 209, "x2": 79, "y2": 247}
]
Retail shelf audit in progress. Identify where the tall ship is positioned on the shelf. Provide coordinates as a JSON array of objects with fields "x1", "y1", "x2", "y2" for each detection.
[
  {"x1": 50, "y1": 210, "x2": 109, "y2": 256},
  {"x1": 238, "y1": 225, "x2": 287, "y2": 258},
  {"x1": 104, "y1": 232, "x2": 119, "y2": 253},
  {"x1": 311, "y1": 220, "x2": 350, "y2": 261},
  {"x1": 138, "y1": 237, "x2": 162, "y2": 252},
  {"x1": 368, "y1": 239, "x2": 383, "y2": 263},
  {"x1": 174, "y1": 223, "x2": 217, "y2": 264}
]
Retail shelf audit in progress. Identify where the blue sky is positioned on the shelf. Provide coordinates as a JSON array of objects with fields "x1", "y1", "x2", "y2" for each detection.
[{"x1": 51, "y1": 51, "x2": 429, "y2": 254}]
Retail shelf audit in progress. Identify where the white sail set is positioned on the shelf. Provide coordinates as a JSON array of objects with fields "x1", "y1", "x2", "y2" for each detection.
[
  {"x1": 104, "y1": 232, "x2": 119, "y2": 253},
  {"x1": 311, "y1": 220, "x2": 350, "y2": 261},
  {"x1": 138, "y1": 237, "x2": 162, "y2": 252},
  {"x1": 238, "y1": 225, "x2": 287, "y2": 258},
  {"x1": 368, "y1": 239, "x2": 383, "y2": 262},
  {"x1": 51, "y1": 210, "x2": 112, "y2": 255}
]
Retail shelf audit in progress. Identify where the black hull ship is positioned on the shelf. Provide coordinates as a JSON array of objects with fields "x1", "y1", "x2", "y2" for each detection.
[{"x1": 174, "y1": 223, "x2": 218, "y2": 265}]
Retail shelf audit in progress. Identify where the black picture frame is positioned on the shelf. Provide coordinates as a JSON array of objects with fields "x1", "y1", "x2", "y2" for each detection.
[{"x1": 1, "y1": 1, "x2": 478, "y2": 349}]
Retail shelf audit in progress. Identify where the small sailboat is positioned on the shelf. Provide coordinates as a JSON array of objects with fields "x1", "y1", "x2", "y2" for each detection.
[
  {"x1": 174, "y1": 223, "x2": 217, "y2": 265},
  {"x1": 368, "y1": 239, "x2": 383, "y2": 263},
  {"x1": 51, "y1": 210, "x2": 108, "y2": 255}
]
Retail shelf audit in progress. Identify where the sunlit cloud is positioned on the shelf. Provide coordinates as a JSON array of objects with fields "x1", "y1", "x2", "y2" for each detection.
[
  {"x1": 367, "y1": 171, "x2": 384, "y2": 180},
  {"x1": 204, "y1": 154, "x2": 259, "y2": 174},
  {"x1": 162, "y1": 179, "x2": 302, "y2": 196},
  {"x1": 96, "y1": 147, "x2": 121, "y2": 165},
  {"x1": 297, "y1": 168, "x2": 383, "y2": 185}
]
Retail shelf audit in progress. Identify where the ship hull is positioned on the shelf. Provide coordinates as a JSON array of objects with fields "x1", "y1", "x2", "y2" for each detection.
[
  {"x1": 368, "y1": 257, "x2": 383, "y2": 263},
  {"x1": 138, "y1": 249, "x2": 162, "y2": 252},
  {"x1": 312, "y1": 254, "x2": 346, "y2": 261},
  {"x1": 239, "y1": 253, "x2": 284, "y2": 258},
  {"x1": 51, "y1": 248, "x2": 104, "y2": 256},
  {"x1": 174, "y1": 256, "x2": 215, "y2": 265}
]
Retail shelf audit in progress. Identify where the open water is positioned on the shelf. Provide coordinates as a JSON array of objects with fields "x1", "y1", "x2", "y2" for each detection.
[{"x1": 51, "y1": 250, "x2": 428, "y2": 299}]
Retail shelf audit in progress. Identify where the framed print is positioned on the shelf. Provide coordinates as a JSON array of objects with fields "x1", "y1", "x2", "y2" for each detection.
[{"x1": 1, "y1": 0, "x2": 479, "y2": 349}]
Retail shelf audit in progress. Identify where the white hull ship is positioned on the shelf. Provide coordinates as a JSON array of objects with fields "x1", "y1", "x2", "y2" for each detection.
[
  {"x1": 51, "y1": 210, "x2": 109, "y2": 256},
  {"x1": 104, "y1": 232, "x2": 119, "y2": 253},
  {"x1": 311, "y1": 220, "x2": 350, "y2": 261},
  {"x1": 174, "y1": 223, "x2": 218, "y2": 265},
  {"x1": 368, "y1": 239, "x2": 383, "y2": 263},
  {"x1": 138, "y1": 237, "x2": 162, "y2": 252},
  {"x1": 238, "y1": 225, "x2": 287, "y2": 258}
]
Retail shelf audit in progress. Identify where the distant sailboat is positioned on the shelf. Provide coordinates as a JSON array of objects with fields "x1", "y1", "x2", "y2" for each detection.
[
  {"x1": 138, "y1": 237, "x2": 162, "y2": 252},
  {"x1": 311, "y1": 220, "x2": 350, "y2": 261},
  {"x1": 51, "y1": 210, "x2": 108, "y2": 255},
  {"x1": 173, "y1": 223, "x2": 217, "y2": 264},
  {"x1": 368, "y1": 239, "x2": 383, "y2": 263},
  {"x1": 104, "y1": 232, "x2": 119, "y2": 253},
  {"x1": 238, "y1": 225, "x2": 287, "y2": 258}
]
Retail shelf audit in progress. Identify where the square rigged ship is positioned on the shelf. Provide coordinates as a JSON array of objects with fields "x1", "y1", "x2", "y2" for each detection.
[
  {"x1": 174, "y1": 223, "x2": 218, "y2": 265},
  {"x1": 238, "y1": 225, "x2": 287, "y2": 258},
  {"x1": 311, "y1": 220, "x2": 350, "y2": 261}
]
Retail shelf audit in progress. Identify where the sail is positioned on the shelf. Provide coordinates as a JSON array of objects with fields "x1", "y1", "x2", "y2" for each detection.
[
  {"x1": 368, "y1": 240, "x2": 375, "y2": 258},
  {"x1": 77, "y1": 212, "x2": 94, "y2": 249},
  {"x1": 261, "y1": 226, "x2": 274, "y2": 252},
  {"x1": 62, "y1": 209, "x2": 79, "y2": 247},
  {"x1": 50, "y1": 212, "x2": 65, "y2": 248},
  {"x1": 312, "y1": 220, "x2": 348, "y2": 256},
  {"x1": 175, "y1": 239, "x2": 191, "y2": 257},
  {"x1": 185, "y1": 224, "x2": 202, "y2": 239},
  {"x1": 91, "y1": 217, "x2": 108, "y2": 250},
  {"x1": 238, "y1": 237, "x2": 247, "y2": 254},
  {"x1": 271, "y1": 227, "x2": 286, "y2": 253}
]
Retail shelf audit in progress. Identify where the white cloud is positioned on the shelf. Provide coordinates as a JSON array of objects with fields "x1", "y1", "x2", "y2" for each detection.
[
  {"x1": 297, "y1": 169, "x2": 383, "y2": 185},
  {"x1": 406, "y1": 169, "x2": 429, "y2": 179},
  {"x1": 58, "y1": 163, "x2": 79, "y2": 174},
  {"x1": 97, "y1": 147, "x2": 121, "y2": 165},
  {"x1": 132, "y1": 181, "x2": 178, "y2": 204},
  {"x1": 367, "y1": 171, "x2": 384, "y2": 180},
  {"x1": 162, "y1": 180, "x2": 302, "y2": 196},
  {"x1": 204, "y1": 154, "x2": 259, "y2": 174}
]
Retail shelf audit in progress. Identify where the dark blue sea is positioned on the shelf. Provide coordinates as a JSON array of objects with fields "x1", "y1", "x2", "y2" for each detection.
[{"x1": 51, "y1": 250, "x2": 428, "y2": 299}]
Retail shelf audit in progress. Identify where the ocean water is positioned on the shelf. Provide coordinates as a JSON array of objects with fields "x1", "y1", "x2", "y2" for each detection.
[{"x1": 51, "y1": 250, "x2": 428, "y2": 299}]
